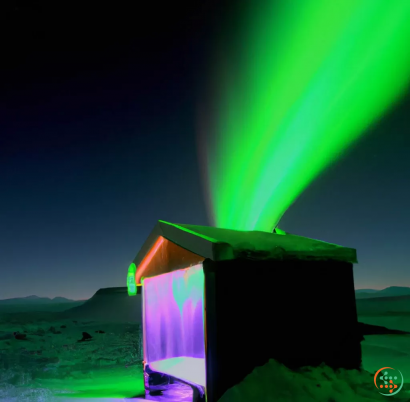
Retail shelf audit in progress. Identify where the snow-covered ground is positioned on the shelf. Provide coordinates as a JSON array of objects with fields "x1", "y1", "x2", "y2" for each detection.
[
  {"x1": 0, "y1": 312, "x2": 144, "y2": 401},
  {"x1": 356, "y1": 297, "x2": 410, "y2": 398},
  {"x1": 1, "y1": 294, "x2": 409, "y2": 401}
]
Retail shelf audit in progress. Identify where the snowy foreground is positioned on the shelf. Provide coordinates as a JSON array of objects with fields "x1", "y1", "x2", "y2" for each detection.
[
  {"x1": 0, "y1": 313, "x2": 145, "y2": 401},
  {"x1": 1, "y1": 302, "x2": 410, "y2": 401}
]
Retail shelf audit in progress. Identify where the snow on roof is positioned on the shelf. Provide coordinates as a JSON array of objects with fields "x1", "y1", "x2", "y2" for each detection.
[{"x1": 132, "y1": 220, "x2": 357, "y2": 274}]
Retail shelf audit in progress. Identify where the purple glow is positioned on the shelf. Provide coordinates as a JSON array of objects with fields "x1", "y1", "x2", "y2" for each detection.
[
  {"x1": 143, "y1": 264, "x2": 205, "y2": 386},
  {"x1": 150, "y1": 357, "x2": 206, "y2": 387}
]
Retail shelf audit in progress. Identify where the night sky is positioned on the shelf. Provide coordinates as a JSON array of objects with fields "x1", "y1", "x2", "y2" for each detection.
[{"x1": 1, "y1": 2, "x2": 409, "y2": 300}]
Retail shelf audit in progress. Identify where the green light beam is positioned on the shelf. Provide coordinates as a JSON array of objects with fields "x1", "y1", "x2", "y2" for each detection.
[{"x1": 200, "y1": 0, "x2": 410, "y2": 232}]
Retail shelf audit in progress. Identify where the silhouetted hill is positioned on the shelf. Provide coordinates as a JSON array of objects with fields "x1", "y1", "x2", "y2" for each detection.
[
  {"x1": 355, "y1": 289, "x2": 378, "y2": 294},
  {"x1": 355, "y1": 286, "x2": 410, "y2": 299},
  {"x1": 357, "y1": 294, "x2": 410, "y2": 303},
  {"x1": 0, "y1": 295, "x2": 77, "y2": 305},
  {"x1": 358, "y1": 322, "x2": 410, "y2": 336},
  {"x1": 355, "y1": 294, "x2": 410, "y2": 318},
  {"x1": 62, "y1": 287, "x2": 142, "y2": 323}
]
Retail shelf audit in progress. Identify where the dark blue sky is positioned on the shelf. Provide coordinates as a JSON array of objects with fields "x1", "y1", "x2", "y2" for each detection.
[{"x1": 1, "y1": 2, "x2": 409, "y2": 299}]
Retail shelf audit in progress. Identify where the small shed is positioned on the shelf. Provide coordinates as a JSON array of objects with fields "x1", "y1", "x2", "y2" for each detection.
[{"x1": 128, "y1": 220, "x2": 361, "y2": 402}]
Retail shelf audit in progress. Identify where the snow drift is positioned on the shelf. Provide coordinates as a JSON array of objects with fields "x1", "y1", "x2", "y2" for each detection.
[{"x1": 218, "y1": 359, "x2": 409, "y2": 402}]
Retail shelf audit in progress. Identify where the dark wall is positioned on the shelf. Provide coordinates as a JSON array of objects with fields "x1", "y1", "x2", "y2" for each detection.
[{"x1": 204, "y1": 258, "x2": 361, "y2": 402}]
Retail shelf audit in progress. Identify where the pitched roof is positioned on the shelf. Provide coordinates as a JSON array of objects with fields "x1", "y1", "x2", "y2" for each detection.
[{"x1": 132, "y1": 220, "x2": 357, "y2": 280}]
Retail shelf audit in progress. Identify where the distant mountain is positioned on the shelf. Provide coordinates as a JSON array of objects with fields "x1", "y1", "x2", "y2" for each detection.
[
  {"x1": 355, "y1": 286, "x2": 410, "y2": 299},
  {"x1": 62, "y1": 287, "x2": 142, "y2": 323},
  {"x1": 52, "y1": 297, "x2": 75, "y2": 303},
  {"x1": 0, "y1": 295, "x2": 77, "y2": 305},
  {"x1": 355, "y1": 289, "x2": 379, "y2": 293}
]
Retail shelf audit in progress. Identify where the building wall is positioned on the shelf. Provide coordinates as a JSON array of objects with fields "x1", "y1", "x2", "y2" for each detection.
[{"x1": 204, "y1": 258, "x2": 361, "y2": 402}]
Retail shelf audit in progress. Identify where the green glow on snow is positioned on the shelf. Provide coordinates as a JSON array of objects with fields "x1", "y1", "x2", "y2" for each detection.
[
  {"x1": 201, "y1": 0, "x2": 410, "y2": 232},
  {"x1": 37, "y1": 366, "x2": 145, "y2": 399}
]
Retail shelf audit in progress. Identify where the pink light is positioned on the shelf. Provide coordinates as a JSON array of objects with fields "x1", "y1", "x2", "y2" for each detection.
[{"x1": 135, "y1": 236, "x2": 164, "y2": 284}]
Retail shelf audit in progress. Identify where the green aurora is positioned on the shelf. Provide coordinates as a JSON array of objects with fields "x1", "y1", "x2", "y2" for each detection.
[{"x1": 200, "y1": 0, "x2": 410, "y2": 232}]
